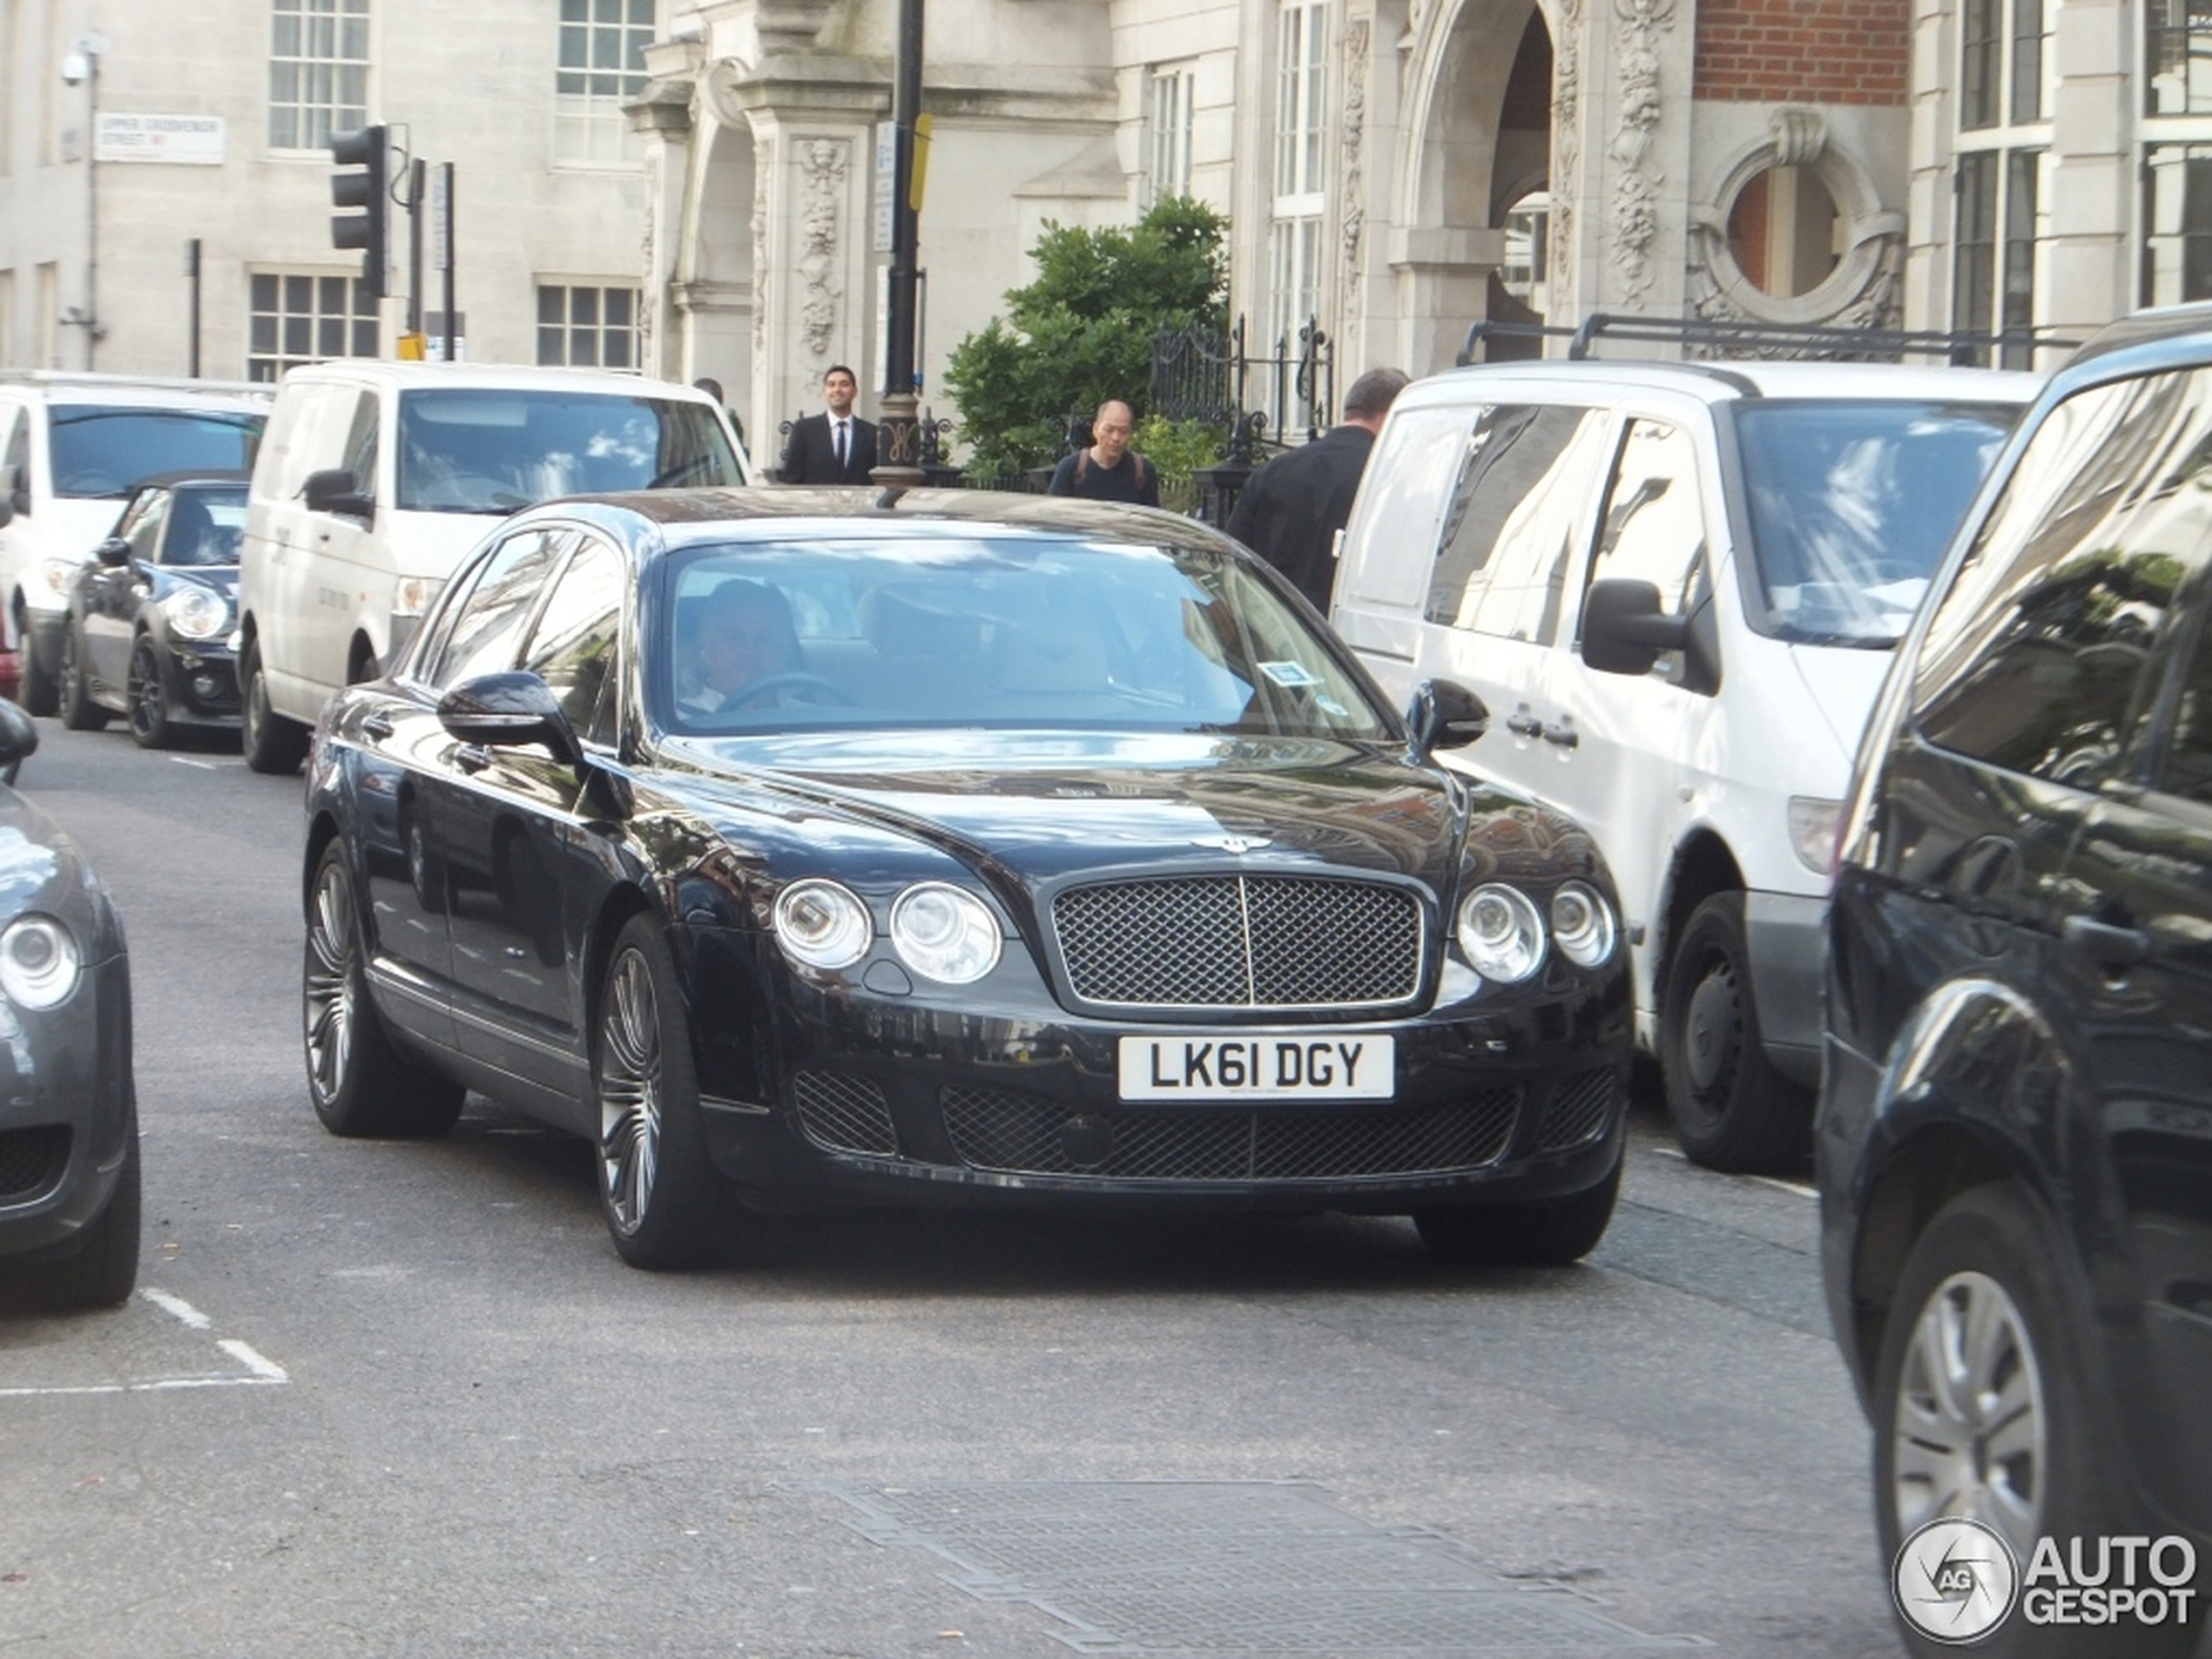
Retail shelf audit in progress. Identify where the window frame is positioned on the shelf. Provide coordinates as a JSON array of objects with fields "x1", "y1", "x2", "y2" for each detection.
[{"x1": 267, "y1": 0, "x2": 372, "y2": 153}]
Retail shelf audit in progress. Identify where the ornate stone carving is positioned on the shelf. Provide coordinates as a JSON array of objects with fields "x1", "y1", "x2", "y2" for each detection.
[
  {"x1": 1607, "y1": 0, "x2": 1674, "y2": 307},
  {"x1": 752, "y1": 136, "x2": 771, "y2": 367},
  {"x1": 798, "y1": 138, "x2": 848, "y2": 359},
  {"x1": 1550, "y1": 0, "x2": 1585, "y2": 317},
  {"x1": 1340, "y1": 17, "x2": 1370, "y2": 306},
  {"x1": 1769, "y1": 105, "x2": 1826, "y2": 169}
]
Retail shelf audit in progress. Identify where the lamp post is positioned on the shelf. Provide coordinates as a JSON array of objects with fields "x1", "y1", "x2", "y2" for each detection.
[
  {"x1": 59, "y1": 32, "x2": 107, "y2": 371},
  {"x1": 870, "y1": 0, "x2": 925, "y2": 485}
]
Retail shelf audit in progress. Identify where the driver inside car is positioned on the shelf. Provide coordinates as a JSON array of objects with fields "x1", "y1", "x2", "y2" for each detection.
[{"x1": 682, "y1": 579, "x2": 806, "y2": 713}]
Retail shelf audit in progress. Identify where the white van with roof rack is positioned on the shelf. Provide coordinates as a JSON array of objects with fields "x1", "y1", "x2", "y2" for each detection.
[
  {"x1": 1331, "y1": 352, "x2": 2041, "y2": 1170},
  {"x1": 0, "y1": 372, "x2": 270, "y2": 712},
  {"x1": 236, "y1": 360, "x2": 751, "y2": 773}
]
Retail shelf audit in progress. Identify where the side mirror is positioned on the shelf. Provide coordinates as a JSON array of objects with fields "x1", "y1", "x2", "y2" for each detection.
[
  {"x1": 0, "y1": 698, "x2": 39, "y2": 785},
  {"x1": 303, "y1": 467, "x2": 374, "y2": 522},
  {"x1": 1405, "y1": 678, "x2": 1489, "y2": 761},
  {"x1": 438, "y1": 671, "x2": 583, "y2": 768},
  {"x1": 1581, "y1": 577, "x2": 1689, "y2": 677},
  {"x1": 96, "y1": 536, "x2": 132, "y2": 568}
]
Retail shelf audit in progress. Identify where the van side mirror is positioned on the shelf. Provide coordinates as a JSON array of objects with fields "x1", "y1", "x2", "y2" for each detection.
[
  {"x1": 303, "y1": 467, "x2": 374, "y2": 522},
  {"x1": 1581, "y1": 578, "x2": 1688, "y2": 676},
  {"x1": 1405, "y1": 678, "x2": 1489, "y2": 760}
]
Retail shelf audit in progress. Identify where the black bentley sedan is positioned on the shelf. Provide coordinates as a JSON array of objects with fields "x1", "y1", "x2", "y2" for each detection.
[
  {"x1": 0, "y1": 701, "x2": 138, "y2": 1311},
  {"x1": 58, "y1": 472, "x2": 248, "y2": 748},
  {"x1": 301, "y1": 489, "x2": 1632, "y2": 1271}
]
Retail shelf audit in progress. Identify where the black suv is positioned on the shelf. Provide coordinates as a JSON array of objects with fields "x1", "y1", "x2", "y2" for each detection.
[{"x1": 1821, "y1": 306, "x2": 2212, "y2": 1659}]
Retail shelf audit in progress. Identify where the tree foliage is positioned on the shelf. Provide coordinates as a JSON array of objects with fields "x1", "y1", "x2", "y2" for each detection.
[{"x1": 944, "y1": 197, "x2": 1229, "y2": 478}]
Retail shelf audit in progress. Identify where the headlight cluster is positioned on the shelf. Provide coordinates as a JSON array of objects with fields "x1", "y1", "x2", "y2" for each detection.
[
  {"x1": 0, "y1": 914, "x2": 81, "y2": 1008},
  {"x1": 37, "y1": 557, "x2": 80, "y2": 598},
  {"x1": 1455, "y1": 880, "x2": 1617, "y2": 982},
  {"x1": 163, "y1": 585, "x2": 232, "y2": 642},
  {"x1": 771, "y1": 879, "x2": 1001, "y2": 985}
]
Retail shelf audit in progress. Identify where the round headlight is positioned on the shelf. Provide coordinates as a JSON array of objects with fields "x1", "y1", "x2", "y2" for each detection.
[
  {"x1": 771, "y1": 879, "x2": 871, "y2": 971},
  {"x1": 0, "y1": 914, "x2": 81, "y2": 1009},
  {"x1": 1458, "y1": 883, "x2": 1546, "y2": 982},
  {"x1": 889, "y1": 883, "x2": 1001, "y2": 984},
  {"x1": 164, "y1": 585, "x2": 231, "y2": 641},
  {"x1": 37, "y1": 556, "x2": 81, "y2": 597},
  {"x1": 1550, "y1": 881, "x2": 1618, "y2": 968}
]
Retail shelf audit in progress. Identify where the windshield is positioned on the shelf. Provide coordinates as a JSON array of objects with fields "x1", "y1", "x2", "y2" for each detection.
[
  {"x1": 396, "y1": 388, "x2": 740, "y2": 514},
  {"x1": 1736, "y1": 400, "x2": 2022, "y2": 646},
  {"x1": 49, "y1": 408, "x2": 263, "y2": 500},
  {"x1": 654, "y1": 534, "x2": 1395, "y2": 742}
]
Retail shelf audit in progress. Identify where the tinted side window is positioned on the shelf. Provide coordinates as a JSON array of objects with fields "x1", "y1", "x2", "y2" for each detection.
[
  {"x1": 1913, "y1": 369, "x2": 2212, "y2": 787},
  {"x1": 1581, "y1": 418, "x2": 1710, "y2": 683},
  {"x1": 521, "y1": 536, "x2": 624, "y2": 745},
  {"x1": 2151, "y1": 604, "x2": 2212, "y2": 806},
  {"x1": 1426, "y1": 402, "x2": 1609, "y2": 644},
  {"x1": 424, "y1": 529, "x2": 570, "y2": 689}
]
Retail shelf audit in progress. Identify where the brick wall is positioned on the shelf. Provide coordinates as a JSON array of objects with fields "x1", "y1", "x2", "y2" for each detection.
[{"x1": 1692, "y1": 0, "x2": 1910, "y2": 105}]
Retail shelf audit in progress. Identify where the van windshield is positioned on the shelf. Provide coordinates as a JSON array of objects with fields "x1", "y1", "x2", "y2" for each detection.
[
  {"x1": 395, "y1": 388, "x2": 740, "y2": 514},
  {"x1": 48, "y1": 407, "x2": 264, "y2": 499},
  {"x1": 1736, "y1": 400, "x2": 2022, "y2": 646}
]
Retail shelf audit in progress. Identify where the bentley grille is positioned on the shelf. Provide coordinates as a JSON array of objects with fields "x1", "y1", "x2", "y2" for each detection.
[{"x1": 1051, "y1": 874, "x2": 1423, "y2": 1011}]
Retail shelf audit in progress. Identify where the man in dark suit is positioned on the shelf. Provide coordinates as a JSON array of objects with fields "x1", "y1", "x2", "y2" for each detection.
[
  {"x1": 1225, "y1": 367, "x2": 1409, "y2": 613},
  {"x1": 779, "y1": 364, "x2": 878, "y2": 483}
]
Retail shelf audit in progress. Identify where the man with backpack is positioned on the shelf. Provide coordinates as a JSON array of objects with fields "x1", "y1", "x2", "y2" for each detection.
[{"x1": 1047, "y1": 400, "x2": 1160, "y2": 506}]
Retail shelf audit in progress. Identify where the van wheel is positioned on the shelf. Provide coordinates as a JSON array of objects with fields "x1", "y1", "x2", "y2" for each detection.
[
  {"x1": 1659, "y1": 893, "x2": 1811, "y2": 1172},
  {"x1": 241, "y1": 639, "x2": 309, "y2": 775},
  {"x1": 17, "y1": 627, "x2": 58, "y2": 717}
]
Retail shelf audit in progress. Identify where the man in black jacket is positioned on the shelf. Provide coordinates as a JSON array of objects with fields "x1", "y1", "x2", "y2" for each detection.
[
  {"x1": 779, "y1": 364, "x2": 878, "y2": 483},
  {"x1": 1225, "y1": 368, "x2": 1409, "y2": 612}
]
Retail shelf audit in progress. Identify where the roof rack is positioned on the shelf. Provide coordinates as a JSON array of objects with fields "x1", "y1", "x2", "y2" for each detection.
[{"x1": 1454, "y1": 313, "x2": 2080, "y2": 368}]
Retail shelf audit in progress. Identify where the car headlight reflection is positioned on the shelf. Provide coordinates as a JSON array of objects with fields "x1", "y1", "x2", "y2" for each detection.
[
  {"x1": 889, "y1": 883, "x2": 1001, "y2": 984},
  {"x1": 0, "y1": 914, "x2": 81, "y2": 1008},
  {"x1": 164, "y1": 585, "x2": 232, "y2": 642},
  {"x1": 772, "y1": 879, "x2": 871, "y2": 971},
  {"x1": 1459, "y1": 883, "x2": 1546, "y2": 982},
  {"x1": 1550, "y1": 881, "x2": 1619, "y2": 968}
]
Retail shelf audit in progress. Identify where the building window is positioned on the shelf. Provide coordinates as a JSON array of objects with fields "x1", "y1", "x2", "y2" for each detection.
[
  {"x1": 2148, "y1": 0, "x2": 2212, "y2": 115},
  {"x1": 556, "y1": 0, "x2": 656, "y2": 165},
  {"x1": 2144, "y1": 144, "x2": 2212, "y2": 304},
  {"x1": 1271, "y1": 0, "x2": 1329, "y2": 434},
  {"x1": 247, "y1": 272, "x2": 379, "y2": 381},
  {"x1": 1145, "y1": 64, "x2": 1195, "y2": 205},
  {"x1": 268, "y1": 0, "x2": 370, "y2": 152},
  {"x1": 536, "y1": 284, "x2": 638, "y2": 368},
  {"x1": 1952, "y1": 0, "x2": 2048, "y2": 366}
]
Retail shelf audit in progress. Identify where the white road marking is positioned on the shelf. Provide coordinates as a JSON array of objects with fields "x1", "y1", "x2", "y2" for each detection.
[
  {"x1": 1647, "y1": 1142, "x2": 1816, "y2": 1198},
  {"x1": 165, "y1": 756, "x2": 220, "y2": 771},
  {"x1": 0, "y1": 1286, "x2": 290, "y2": 1399}
]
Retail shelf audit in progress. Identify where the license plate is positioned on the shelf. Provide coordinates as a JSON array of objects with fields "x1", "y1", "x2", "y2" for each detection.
[{"x1": 1116, "y1": 1035, "x2": 1395, "y2": 1103}]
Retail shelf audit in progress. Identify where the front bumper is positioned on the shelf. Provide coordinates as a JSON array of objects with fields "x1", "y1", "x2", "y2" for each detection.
[
  {"x1": 0, "y1": 949, "x2": 134, "y2": 1258},
  {"x1": 687, "y1": 935, "x2": 1635, "y2": 1215},
  {"x1": 157, "y1": 638, "x2": 242, "y2": 725}
]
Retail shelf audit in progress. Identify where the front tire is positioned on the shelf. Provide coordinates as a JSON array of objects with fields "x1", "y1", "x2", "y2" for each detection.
[
  {"x1": 1871, "y1": 1185, "x2": 2200, "y2": 1658},
  {"x1": 57, "y1": 624, "x2": 110, "y2": 732},
  {"x1": 594, "y1": 913, "x2": 770, "y2": 1271},
  {"x1": 302, "y1": 841, "x2": 463, "y2": 1137},
  {"x1": 1414, "y1": 1156, "x2": 1622, "y2": 1266},
  {"x1": 1659, "y1": 893, "x2": 1811, "y2": 1172},
  {"x1": 241, "y1": 638, "x2": 309, "y2": 775},
  {"x1": 126, "y1": 638, "x2": 177, "y2": 749}
]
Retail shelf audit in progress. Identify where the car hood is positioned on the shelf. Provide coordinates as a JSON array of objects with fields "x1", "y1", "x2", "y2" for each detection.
[
  {"x1": 161, "y1": 564, "x2": 239, "y2": 602},
  {"x1": 664, "y1": 730, "x2": 1490, "y2": 890},
  {"x1": 0, "y1": 788, "x2": 120, "y2": 955},
  {"x1": 1784, "y1": 643, "x2": 1897, "y2": 771}
]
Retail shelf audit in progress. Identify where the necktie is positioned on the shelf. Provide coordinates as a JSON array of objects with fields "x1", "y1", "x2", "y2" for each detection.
[{"x1": 834, "y1": 421, "x2": 847, "y2": 469}]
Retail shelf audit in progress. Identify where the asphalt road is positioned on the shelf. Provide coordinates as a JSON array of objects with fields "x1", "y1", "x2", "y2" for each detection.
[{"x1": 0, "y1": 719, "x2": 1904, "y2": 1658}]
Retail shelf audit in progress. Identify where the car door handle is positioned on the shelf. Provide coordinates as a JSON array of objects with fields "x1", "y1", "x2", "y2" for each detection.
[
  {"x1": 2061, "y1": 914, "x2": 2149, "y2": 972},
  {"x1": 1541, "y1": 722, "x2": 1579, "y2": 750},
  {"x1": 361, "y1": 713, "x2": 394, "y2": 740},
  {"x1": 1506, "y1": 710, "x2": 1543, "y2": 738},
  {"x1": 455, "y1": 744, "x2": 491, "y2": 774}
]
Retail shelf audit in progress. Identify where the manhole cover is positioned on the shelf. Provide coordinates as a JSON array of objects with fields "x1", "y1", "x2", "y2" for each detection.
[{"x1": 801, "y1": 1480, "x2": 1703, "y2": 1654}]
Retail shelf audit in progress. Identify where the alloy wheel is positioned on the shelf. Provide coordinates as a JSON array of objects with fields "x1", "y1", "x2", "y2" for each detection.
[
  {"x1": 1889, "y1": 1266, "x2": 2047, "y2": 1560},
  {"x1": 127, "y1": 643, "x2": 164, "y2": 744},
  {"x1": 303, "y1": 859, "x2": 356, "y2": 1106},
  {"x1": 597, "y1": 948, "x2": 663, "y2": 1235}
]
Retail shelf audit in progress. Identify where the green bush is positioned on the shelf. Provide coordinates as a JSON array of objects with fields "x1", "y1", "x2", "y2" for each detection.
[{"x1": 944, "y1": 197, "x2": 1229, "y2": 480}]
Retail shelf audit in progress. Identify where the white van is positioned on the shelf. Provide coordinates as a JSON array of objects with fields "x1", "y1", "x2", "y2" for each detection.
[
  {"x1": 0, "y1": 373, "x2": 269, "y2": 712},
  {"x1": 237, "y1": 361, "x2": 750, "y2": 772},
  {"x1": 1331, "y1": 358, "x2": 2040, "y2": 1170}
]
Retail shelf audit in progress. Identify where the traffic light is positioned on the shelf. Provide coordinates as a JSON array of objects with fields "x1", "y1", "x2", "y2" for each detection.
[{"x1": 329, "y1": 125, "x2": 388, "y2": 300}]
